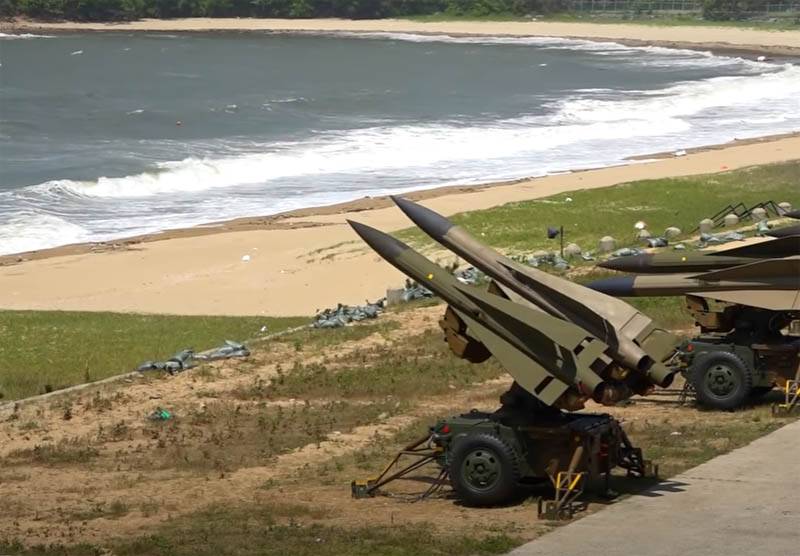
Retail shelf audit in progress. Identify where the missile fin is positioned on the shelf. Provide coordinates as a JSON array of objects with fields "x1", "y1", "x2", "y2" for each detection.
[
  {"x1": 452, "y1": 308, "x2": 570, "y2": 406},
  {"x1": 455, "y1": 284, "x2": 608, "y2": 394}
]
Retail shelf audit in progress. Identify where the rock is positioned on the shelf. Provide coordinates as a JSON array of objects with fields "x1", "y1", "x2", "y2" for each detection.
[
  {"x1": 723, "y1": 213, "x2": 739, "y2": 227},
  {"x1": 664, "y1": 226, "x2": 682, "y2": 239},
  {"x1": 750, "y1": 207, "x2": 767, "y2": 221},
  {"x1": 563, "y1": 243, "x2": 582, "y2": 258},
  {"x1": 532, "y1": 250, "x2": 550, "y2": 259},
  {"x1": 699, "y1": 218, "x2": 715, "y2": 234},
  {"x1": 598, "y1": 236, "x2": 616, "y2": 253},
  {"x1": 637, "y1": 229, "x2": 652, "y2": 240},
  {"x1": 778, "y1": 201, "x2": 793, "y2": 215}
]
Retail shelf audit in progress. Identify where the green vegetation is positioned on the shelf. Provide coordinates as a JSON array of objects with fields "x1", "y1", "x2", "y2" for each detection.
[
  {"x1": 2, "y1": 0, "x2": 797, "y2": 24},
  {"x1": 272, "y1": 319, "x2": 400, "y2": 351},
  {"x1": 0, "y1": 310, "x2": 306, "y2": 401},
  {"x1": 399, "y1": 161, "x2": 800, "y2": 257},
  {"x1": 252, "y1": 330, "x2": 505, "y2": 400}
]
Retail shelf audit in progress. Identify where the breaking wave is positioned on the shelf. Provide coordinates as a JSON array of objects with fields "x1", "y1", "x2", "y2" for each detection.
[
  {"x1": 0, "y1": 211, "x2": 91, "y2": 254},
  {"x1": 0, "y1": 32, "x2": 53, "y2": 39}
]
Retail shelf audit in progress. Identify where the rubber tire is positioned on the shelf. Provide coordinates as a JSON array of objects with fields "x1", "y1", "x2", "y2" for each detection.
[
  {"x1": 690, "y1": 351, "x2": 753, "y2": 410},
  {"x1": 449, "y1": 432, "x2": 521, "y2": 507}
]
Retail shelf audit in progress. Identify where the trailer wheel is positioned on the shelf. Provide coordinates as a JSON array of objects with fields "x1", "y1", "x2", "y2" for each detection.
[
  {"x1": 449, "y1": 432, "x2": 520, "y2": 506},
  {"x1": 690, "y1": 351, "x2": 753, "y2": 410}
]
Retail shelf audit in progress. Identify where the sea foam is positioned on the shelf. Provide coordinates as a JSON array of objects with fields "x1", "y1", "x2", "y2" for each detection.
[{"x1": 0, "y1": 32, "x2": 53, "y2": 39}]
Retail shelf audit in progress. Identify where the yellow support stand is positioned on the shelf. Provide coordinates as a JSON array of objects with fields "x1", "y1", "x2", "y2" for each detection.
[
  {"x1": 772, "y1": 379, "x2": 800, "y2": 416},
  {"x1": 538, "y1": 471, "x2": 587, "y2": 520}
]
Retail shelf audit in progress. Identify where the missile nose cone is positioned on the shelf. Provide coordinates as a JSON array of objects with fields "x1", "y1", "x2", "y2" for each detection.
[
  {"x1": 585, "y1": 276, "x2": 636, "y2": 297},
  {"x1": 786, "y1": 209, "x2": 800, "y2": 220},
  {"x1": 597, "y1": 254, "x2": 653, "y2": 273},
  {"x1": 347, "y1": 220, "x2": 407, "y2": 259},
  {"x1": 391, "y1": 196, "x2": 454, "y2": 238}
]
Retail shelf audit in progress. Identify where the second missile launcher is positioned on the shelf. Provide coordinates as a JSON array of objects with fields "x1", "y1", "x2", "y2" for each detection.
[{"x1": 590, "y1": 251, "x2": 800, "y2": 410}]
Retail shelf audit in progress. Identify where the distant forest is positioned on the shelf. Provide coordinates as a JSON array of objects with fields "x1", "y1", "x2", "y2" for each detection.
[{"x1": 0, "y1": 0, "x2": 788, "y2": 22}]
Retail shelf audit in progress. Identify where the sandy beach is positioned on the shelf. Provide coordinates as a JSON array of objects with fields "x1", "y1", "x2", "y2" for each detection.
[
  {"x1": 6, "y1": 17, "x2": 800, "y2": 56},
  {"x1": 1, "y1": 134, "x2": 798, "y2": 317}
]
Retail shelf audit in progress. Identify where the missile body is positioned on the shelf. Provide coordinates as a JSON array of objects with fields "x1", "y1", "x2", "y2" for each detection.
[
  {"x1": 600, "y1": 254, "x2": 764, "y2": 274},
  {"x1": 589, "y1": 257, "x2": 800, "y2": 298},
  {"x1": 390, "y1": 196, "x2": 678, "y2": 387},
  {"x1": 588, "y1": 274, "x2": 799, "y2": 297},
  {"x1": 786, "y1": 209, "x2": 800, "y2": 219},
  {"x1": 348, "y1": 221, "x2": 634, "y2": 409},
  {"x1": 768, "y1": 224, "x2": 800, "y2": 238}
]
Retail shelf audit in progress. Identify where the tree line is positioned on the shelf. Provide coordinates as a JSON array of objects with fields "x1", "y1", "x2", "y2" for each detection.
[
  {"x1": 0, "y1": 0, "x2": 790, "y2": 23},
  {"x1": 0, "y1": 0, "x2": 565, "y2": 21}
]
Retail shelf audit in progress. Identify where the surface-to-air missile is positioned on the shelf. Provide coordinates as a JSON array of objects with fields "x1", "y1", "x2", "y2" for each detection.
[
  {"x1": 348, "y1": 198, "x2": 687, "y2": 411},
  {"x1": 785, "y1": 209, "x2": 800, "y2": 219},
  {"x1": 348, "y1": 212, "x2": 661, "y2": 507},
  {"x1": 767, "y1": 223, "x2": 800, "y2": 238},
  {"x1": 598, "y1": 235, "x2": 800, "y2": 274},
  {"x1": 588, "y1": 256, "x2": 800, "y2": 310},
  {"x1": 389, "y1": 196, "x2": 678, "y2": 386},
  {"x1": 349, "y1": 220, "x2": 628, "y2": 410}
]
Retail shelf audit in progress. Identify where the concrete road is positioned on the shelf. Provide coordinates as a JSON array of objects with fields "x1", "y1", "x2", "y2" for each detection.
[{"x1": 510, "y1": 419, "x2": 799, "y2": 556}]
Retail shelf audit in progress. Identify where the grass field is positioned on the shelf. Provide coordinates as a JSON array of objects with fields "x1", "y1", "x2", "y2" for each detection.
[
  {"x1": 398, "y1": 161, "x2": 800, "y2": 257},
  {"x1": 0, "y1": 311, "x2": 307, "y2": 401},
  {"x1": 1, "y1": 309, "x2": 795, "y2": 555}
]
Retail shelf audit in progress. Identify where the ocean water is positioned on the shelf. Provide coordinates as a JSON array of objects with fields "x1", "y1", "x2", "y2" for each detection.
[{"x1": 1, "y1": 31, "x2": 799, "y2": 255}]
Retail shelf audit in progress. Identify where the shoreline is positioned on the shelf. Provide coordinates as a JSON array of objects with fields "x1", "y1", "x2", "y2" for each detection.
[
  {"x1": 2, "y1": 131, "x2": 798, "y2": 266},
  {"x1": 4, "y1": 17, "x2": 800, "y2": 57},
  {"x1": 1, "y1": 134, "x2": 798, "y2": 316}
]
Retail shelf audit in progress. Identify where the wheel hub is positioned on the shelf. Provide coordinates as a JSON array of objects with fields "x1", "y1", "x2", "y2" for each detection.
[
  {"x1": 462, "y1": 449, "x2": 500, "y2": 490},
  {"x1": 705, "y1": 363, "x2": 738, "y2": 397}
]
